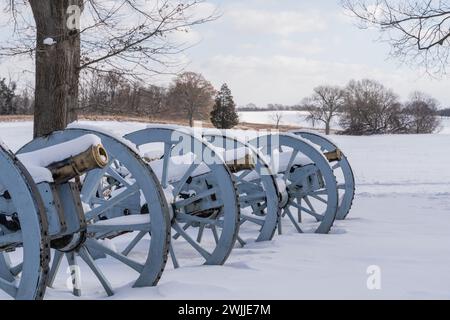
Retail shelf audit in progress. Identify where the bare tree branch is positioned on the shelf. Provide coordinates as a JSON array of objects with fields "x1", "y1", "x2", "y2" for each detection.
[{"x1": 342, "y1": 0, "x2": 450, "y2": 75}]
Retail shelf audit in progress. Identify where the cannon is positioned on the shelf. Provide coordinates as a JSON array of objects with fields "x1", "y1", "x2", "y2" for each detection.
[
  {"x1": 201, "y1": 131, "x2": 279, "y2": 244},
  {"x1": 203, "y1": 132, "x2": 340, "y2": 234},
  {"x1": 15, "y1": 129, "x2": 172, "y2": 298},
  {"x1": 290, "y1": 131, "x2": 355, "y2": 220},
  {"x1": 202, "y1": 131, "x2": 354, "y2": 234},
  {"x1": 0, "y1": 122, "x2": 354, "y2": 300},
  {"x1": 122, "y1": 126, "x2": 240, "y2": 268}
]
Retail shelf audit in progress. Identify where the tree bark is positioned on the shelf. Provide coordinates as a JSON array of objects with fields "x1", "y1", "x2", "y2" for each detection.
[
  {"x1": 325, "y1": 122, "x2": 331, "y2": 135},
  {"x1": 30, "y1": 0, "x2": 82, "y2": 138}
]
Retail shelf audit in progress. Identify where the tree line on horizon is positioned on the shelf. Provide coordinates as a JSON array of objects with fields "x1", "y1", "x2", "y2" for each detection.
[
  {"x1": 0, "y1": 72, "x2": 447, "y2": 135},
  {"x1": 0, "y1": 71, "x2": 240, "y2": 129}
]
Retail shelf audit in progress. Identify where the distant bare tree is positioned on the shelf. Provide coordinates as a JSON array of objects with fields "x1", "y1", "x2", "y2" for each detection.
[
  {"x1": 140, "y1": 85, "x2": 167, "y2": 120},
  {"x1": 341, "y1": 79, "x2": 406, "y2": 135},
  {"x1": 167, "y1": 72, "x2": 216, "y2": 126},
  {"x1": 342, "y1": 0, "x2": 450, "y2": 75},
  {"x1": 403, "y1": 91, "x2": 440, "y2": 133},
  {"x1": 270, "y1": 112, "x2": 284, "y2": 129},
  {"x1": 304, "y1": 85, "x2": 345, "y2": 135}
]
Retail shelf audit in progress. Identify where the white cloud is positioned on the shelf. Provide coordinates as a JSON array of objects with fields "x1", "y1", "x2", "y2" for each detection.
[
  {"x1": 278, "y1": 39, "x2": 324, "y2": 55},
  {"x1": 227, "y1": 9, "x2": 327, "y2": 36},
  {"x1": 191, "y1": 54, "x2": 450, "y2": 107}
]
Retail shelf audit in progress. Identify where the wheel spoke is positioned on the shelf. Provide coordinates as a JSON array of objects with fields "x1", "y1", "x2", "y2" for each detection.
[
  {"x1": 106, "y1": 167, "x2": 131, "y2": 187},
  {"x1": 173, "y1": 188, "x2": 218, "y2": 209},
  {"x1": 0, "y1": 276, "x2": 17, "y2": 298},
  {"x1": 240, "y1": 214, "x2": 264, "y2": 226},
  {"x1": 169, "y1": 244, "x2": 179, "y2": 269},
  {"x1": 78, "y1": 246, "x2": 114, "y2": 297},
  {"x1": 172, "y1": 162, "x2": 200, "y2": 196},
  {"x1": 284, "y1": 150, "x2": 299, "y2": 181},
  {"x1": 172, "y1": 223, "x2": 212, "y2": 261},
  {"x1": 285, "y1": 207, "x2": 303, "y2": 233},
  {"x1": 161, "y1": 143, "x2": 171, "y2": 188},
  {"x1": 311, "y1": 189, "x2": 328, "y2": 196},
  {"x1": 277, "y1": 217, "x2": 283, "y2": 235},
  {"x1": 87, "y1": 215, "x2": 151, "y2": 234},
  {"x1": 303, "y1": 196, "x2": 317, "y2": 213},
  {"x1": 236, "y1": 235, "x2": 246, "y2": 247},
  {"x1": 309, "y1": 194, "x2": 328, "y2": 204},
  {"x1": 85, "y1": 183, "x2": 139, "y2": 220},
  {"x1": 196, "y1": 224, "x2": 205, "y2": 243},
  {"x1": 239, "y1": 192, "x2": 267, "y2": 204},
  {"x1": 65, "y1": 252, "x2": 81, "y2": 297},
  {"x1": 81, "y1": 166, "x2": 109, "y2": 202},
  {"x1": 211, "y1": 226, "x2": 219, "y2": 244},
  {"x1": 86, "y1": 239, "x2": 144, "y2": 273},
  {"x1": 173, "y1": 222, "x2": 192, "y2": 240},
  {"x1": 175, "y1": 212, "x2": 223, "y2": 227},
  {"x1": 10, "y1": 263, "x2": 23, "y2": 277},
  {"x1": 47, "y1": 250, "x2": 64, "y2": 288},
  {"x1": 292, "y1": 202, "x2": 323, "y2": 221},
  {"x1": 252, "y1": 203, "x2": 267, "y2": 215},
  {"x1": 303, "y1": 197, "x2": 323, "y2": 222},
  {"x1": 122, "y1": 231, "x2": 147, "y2": 256}
]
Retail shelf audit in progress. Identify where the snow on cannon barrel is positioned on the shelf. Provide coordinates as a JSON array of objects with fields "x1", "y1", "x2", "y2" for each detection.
[
  {"x1": 17, "y1": 135, "x2": 108, "y2": 185},
  {"x1": 46, "y1": 144, "x2": 108, "y2": 184}
]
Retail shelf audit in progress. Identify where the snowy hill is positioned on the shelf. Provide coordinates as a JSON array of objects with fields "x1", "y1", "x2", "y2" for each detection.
[{"x1": 0, "y1": 120, "x2": 449, "y2": 299}]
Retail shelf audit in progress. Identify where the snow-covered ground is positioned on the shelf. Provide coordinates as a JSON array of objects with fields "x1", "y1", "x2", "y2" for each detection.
[
  {"x1": 238, "y1": 110, "x2": 341, "y2": 130},
  {"x1": 239, "y1": 111, "x2": 450, "y2": 134},
  {"x1": 1, "y1": 120, "x2": 450, "y2": 299}
]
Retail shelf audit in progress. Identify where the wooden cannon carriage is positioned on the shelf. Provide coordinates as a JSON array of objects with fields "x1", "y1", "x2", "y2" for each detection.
[{"x1": 0, "y1": 125, "x2": 354, "y2": 299}]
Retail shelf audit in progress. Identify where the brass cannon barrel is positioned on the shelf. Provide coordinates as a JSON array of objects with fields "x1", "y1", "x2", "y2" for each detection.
[
  {"x1": 47, "y1": 144, "x2": 109, "y2": 184},
  {"x1": 323, "y1": 149, "x2": 343, "y2": 162}
]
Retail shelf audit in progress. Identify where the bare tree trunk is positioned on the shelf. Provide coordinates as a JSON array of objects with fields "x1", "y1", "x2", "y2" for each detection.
[
  {"x1": 325, "y1": 122, "x2": 331, "y2": 135},
  {"x1": 30, "y1": 0, "x2": 82, "y2": 138}
]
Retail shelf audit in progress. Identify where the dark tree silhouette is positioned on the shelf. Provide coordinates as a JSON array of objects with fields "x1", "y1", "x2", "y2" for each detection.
[{"x1": 210, "y1": 83, "x2": 239, "y2": 129}]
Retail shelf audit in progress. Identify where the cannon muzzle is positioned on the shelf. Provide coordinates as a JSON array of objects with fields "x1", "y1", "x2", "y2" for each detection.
[
  {"x1": 323, "y1": 149, "x2": 343, "y2": 162},
  {"x1": 47, "y1": 144, "x2": 109, "y2": 184}
]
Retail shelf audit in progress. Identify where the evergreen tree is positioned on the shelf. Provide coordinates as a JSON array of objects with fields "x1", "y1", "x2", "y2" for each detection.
[
  {"x1": 0, "y1": 78, "x2": 16, "y2": 115},
  {"x1": 210, "y1": 83, "x2": 239, "y2": 129}
]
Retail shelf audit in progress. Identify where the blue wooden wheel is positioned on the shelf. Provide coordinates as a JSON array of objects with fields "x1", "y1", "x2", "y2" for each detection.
[
  {"x1": 17, "y1": 128, "x2": 171, "y2": 297},
  {"x1": 124, "y1": 127, "x2": 240, "y2": 268},
  {"x1": 202, "y1": 133, "x2": 279, "y2": 243},
  {"x1": 292, "y1": 131, "x2": 355, "y2": 220},
  {"x1": 249, "y1": 133, "x2": 338, "y2": 234},
  {"x1": 0, "y1": 143, "x2": 50, "y2": 300}
]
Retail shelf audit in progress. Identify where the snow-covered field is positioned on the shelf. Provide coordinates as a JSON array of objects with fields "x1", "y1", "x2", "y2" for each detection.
[
  {"x1": 1, "y1": 120, "x2": 450, "y2": 300},
  {"x1": 239, "y1": 111, "x2": 450, "y2": 134},
  {"x1": 239, "y1": 110, "x2": 340, "y2": 130}
]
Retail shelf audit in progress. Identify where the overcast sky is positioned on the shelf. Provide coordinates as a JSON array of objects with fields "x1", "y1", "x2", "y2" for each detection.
[
  {"x1": 1, "y1": 0, "x2": 450, "y2": 108},
  {"x1": 183, "y1": 0, "x2": 450, "y2": 108}
]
